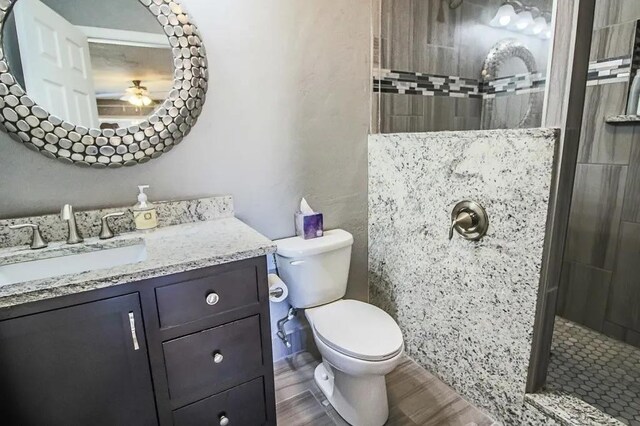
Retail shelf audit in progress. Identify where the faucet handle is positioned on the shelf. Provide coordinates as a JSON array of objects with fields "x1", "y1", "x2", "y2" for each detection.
[
  {"x1": 449, "y1": 200, "x2": 489, "y2": 241},
  {"x1": 99, "y1": 212, "x2": 125, "y2": 240},
  {"x1": 9, "y1": 223, "x2": 48, "y2": 250},
  {"x1": 449, "y1": 210, "x2": 476, "y2": 240}
]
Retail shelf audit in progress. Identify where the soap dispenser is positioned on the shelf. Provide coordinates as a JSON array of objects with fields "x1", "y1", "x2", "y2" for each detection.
[{"x1": 133, "y1": 185, "x2": 158, "y2": 230}]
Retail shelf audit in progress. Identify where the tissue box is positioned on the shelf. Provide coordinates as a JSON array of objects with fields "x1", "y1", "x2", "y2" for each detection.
[{"x1": 295, "y1": 212, "x2": 324, "y2": 239}]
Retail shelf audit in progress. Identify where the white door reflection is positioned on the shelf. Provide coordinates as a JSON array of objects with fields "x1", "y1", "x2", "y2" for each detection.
[{"x1": 3, "y1": 0, "x2": 173, "y2": 130}]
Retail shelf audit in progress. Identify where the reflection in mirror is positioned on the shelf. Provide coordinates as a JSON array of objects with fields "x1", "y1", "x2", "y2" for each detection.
[
  {"x1": 3, "y1": 0, "x2": 173, "y2": 129},
  {"x1": 480, "y1": 38, "x2": 543, "y2": 130},
  {"x1": 372, "y1": 0, "x2": 554, "y2": 134}
]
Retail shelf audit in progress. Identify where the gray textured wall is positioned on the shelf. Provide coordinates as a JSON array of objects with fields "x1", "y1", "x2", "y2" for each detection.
[{"x1": 0, "y1": 0, "x2": 372, "y2": 305}]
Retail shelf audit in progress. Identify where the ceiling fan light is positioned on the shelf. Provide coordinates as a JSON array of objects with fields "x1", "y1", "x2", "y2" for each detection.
[{"x1": 128, "y1": 96, "x2": 144, "y2": 107}]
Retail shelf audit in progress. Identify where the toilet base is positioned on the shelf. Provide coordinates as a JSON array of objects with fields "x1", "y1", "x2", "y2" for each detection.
[{"x1": 314, "y1": 362, "x2": 389, "y2": 426}]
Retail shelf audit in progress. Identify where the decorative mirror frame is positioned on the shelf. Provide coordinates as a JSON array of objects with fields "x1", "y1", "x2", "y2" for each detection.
[
  {"x1": 480, "y1": 38, "x2": 542, "y2": 130},
  {"x1": 0, "y1": 0, "x2": 208, "y2": 168}
]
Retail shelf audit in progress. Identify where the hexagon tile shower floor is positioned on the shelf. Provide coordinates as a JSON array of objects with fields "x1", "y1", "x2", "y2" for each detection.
[{"x1": 548, "y1": 317, "x2": 640, "y2": 425}]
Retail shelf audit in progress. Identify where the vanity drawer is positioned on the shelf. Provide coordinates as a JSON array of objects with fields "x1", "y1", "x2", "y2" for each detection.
[
  {"x1": 156, "y1": 266, "x2": 259, "y2": 328},
  {"x1": 173, "y1": 377, "x2": 266, "y2": 426},
  {"x1": 163, "y1": 315, "x2": 264, "y2": 405}
]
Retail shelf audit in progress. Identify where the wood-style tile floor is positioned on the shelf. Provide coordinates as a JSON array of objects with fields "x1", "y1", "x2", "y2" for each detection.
[{"x1": 274, "y1": 351, "x2": 496, "y2": 426}]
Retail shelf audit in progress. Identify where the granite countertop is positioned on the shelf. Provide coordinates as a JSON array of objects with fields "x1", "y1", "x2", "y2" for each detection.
[
  {"x1": 525, "y1": 391, "x2": 624, "y2": 426},
  {"x1": 0, "y1": 217, "x2": 276, "y2": 309}
]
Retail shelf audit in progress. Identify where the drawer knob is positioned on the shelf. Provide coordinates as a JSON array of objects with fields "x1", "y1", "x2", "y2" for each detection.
[
  {"x1": 213, "y1": 351, "x2": 224, "y2": 364},
  {"x1": 205, "y1": 292, "x2": 220, "y2": 306},
  {"x1": 219, "y1": 415, "x2": 230, "y2": 426}
]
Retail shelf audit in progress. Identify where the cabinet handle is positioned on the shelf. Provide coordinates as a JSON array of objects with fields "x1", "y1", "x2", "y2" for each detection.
[
  {"x1": 213, "y1": 351, "x2": 224, "y2": 364},
  {"x1": 206, "y1": 292, "x2": 220, "y2": 306},
  {"x1": 128, "y1": 312, "x2": 140, "y2": 351},
  {"x1": 219, "y1": 414, "x2": 230, "y2": 426}
]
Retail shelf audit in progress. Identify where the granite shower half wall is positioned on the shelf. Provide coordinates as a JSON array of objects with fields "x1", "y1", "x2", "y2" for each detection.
[{"x1": 369, "y1": 129, "x2": 559, "y2": 425}]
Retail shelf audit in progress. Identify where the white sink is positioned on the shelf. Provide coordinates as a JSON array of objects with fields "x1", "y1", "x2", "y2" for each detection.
[{"x1": 0, "y1": 243, "x2": 147, "y2": 287}]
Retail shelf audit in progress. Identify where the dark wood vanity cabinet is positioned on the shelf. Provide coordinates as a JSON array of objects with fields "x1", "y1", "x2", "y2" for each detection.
[
  {"x1": 0, "y1": 257, "x2": 276, "y2": 426},
  {"x1": 0, "y1": 293, "x2": 157, "y2": 426}
]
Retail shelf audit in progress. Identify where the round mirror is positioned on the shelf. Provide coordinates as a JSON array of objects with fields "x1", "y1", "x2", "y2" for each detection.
[
  {"x1": 0, "y1": 0, "x2": 208, "y2": 168},
  {"x1": 480, "y1": 39, "x2": 543, "y2": 130}
]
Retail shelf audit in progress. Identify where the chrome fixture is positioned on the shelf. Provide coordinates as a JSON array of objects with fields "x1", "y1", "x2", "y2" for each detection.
[
  {"x1": 99, "y1": 212, "x2": 125, "y2": 240},
  {"x1": 219, "y1": 415, "x2": 230, "y2": 426},
  {"x1": 60, "y1": 204, "x2": 84, "y2": 244},
  {"x1": 269, "y1": 286, "x2": 286, "y2": 299},
  {"x1": 128, "y1": 312, "x2": 140, "y2": 351},
  {"x1": 212, "y1": 351, "x2": 224, "y2": 364},
  {"x1": 449, "y1": 200, "x2": 489, "y2": 241},
  {"x1": 206, "y1": 292, "x2": 220, "y2": 306},
  {"x1": 8, "y1": 223, "x2": 48, "y2": 249},
  {"x1": 276, "y1": 307, "x2": 298, "y2": 349}
]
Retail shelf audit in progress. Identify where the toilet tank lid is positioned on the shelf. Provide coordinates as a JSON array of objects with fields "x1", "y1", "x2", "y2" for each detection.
[{"x1": 275, "y1": 229, "x2": 353, "y2": 258}]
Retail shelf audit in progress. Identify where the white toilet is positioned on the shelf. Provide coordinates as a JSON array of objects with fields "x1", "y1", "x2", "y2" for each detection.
[{"x1": 275, "y1": 229, "x2": 404, "y2": 426}]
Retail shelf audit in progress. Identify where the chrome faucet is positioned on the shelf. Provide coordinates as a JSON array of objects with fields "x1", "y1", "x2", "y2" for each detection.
[{"x1": 60, "y1": 204, "x2": 83, "y2": 244}]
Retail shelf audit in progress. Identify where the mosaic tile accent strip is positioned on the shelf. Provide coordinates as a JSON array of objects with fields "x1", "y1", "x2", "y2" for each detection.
[
  {"x1": 373, "y1": 56, "x2": 632, "y2": 99},
  {"x1": 481, "y1": 72, "x2": 546, "y2": 98},
  {"x1": 374, "y1": 69, "x2": 543, "y2": 99},
  {"x1": 586, "y1": 56, "x2": 632, "y2": 86},
  {"x1": 373, "y1": 69, "x2": 482, "y2": 98},
  {"x1": 548, "y1": 317, "x2": 640, "y2": 425}
]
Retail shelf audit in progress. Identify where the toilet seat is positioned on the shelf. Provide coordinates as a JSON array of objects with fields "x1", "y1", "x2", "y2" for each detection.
[{"x1": 309, "y1": 300, "x2": 403, "y2": 362}]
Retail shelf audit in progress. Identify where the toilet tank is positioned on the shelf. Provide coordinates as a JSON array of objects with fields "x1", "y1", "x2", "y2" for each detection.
[{"x1": 275, "y1": 229, "x2": 353, "y2": 309}]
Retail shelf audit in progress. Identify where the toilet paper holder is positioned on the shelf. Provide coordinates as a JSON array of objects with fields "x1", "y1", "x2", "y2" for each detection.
[
  {"x1": 270, "y1": 287, "x2": 285, "y2": 299},
  {"x1": 267, "y1": 273, "x2": 289, "y2": 303}
]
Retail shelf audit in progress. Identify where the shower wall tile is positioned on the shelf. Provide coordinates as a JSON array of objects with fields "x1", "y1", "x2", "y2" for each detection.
[
  {"x1": 414, "y1": 0, "x2": 459, "y2": 48},
  {"x1": 627, "y1": 329, "x2": 640, "y2": 348},
  {"x1": 369, "y1": 128, "x2": 558, "y2": 425},
  {"x1": 423, "y1": 96, "x2": 458, "y2": 131},
  {"x1": 593, "y1": 0, "x2": 640, "y2": 29},
  {"x1": 622, "y1": 137, "x2": 640, "y2": 223},
  {"x1": 561, "y1": 6, "x2": 640, "y2": 343},
  {"x1": 382, "y1": 0, "x2": 413, "y2": 71},
  {"x1": 557, "y1": 261, "x2": 612, "y2": 333},
  {"x1": 578, "y1": 84, "x2": 634, "y2": 164},
  {"x1": 589, "y1": 22, "x2": 635, "y2": 61},
  {"x1": 380, "y1": 93, "x2": 468, "y2": 134},
  {"x1": 418, "y1": 45, "x2": 459, "y2": 76},
  {"x1": 602, "y1": 320, "x2": 627, "y2": 341},
  {"x1": 564, "y1": 164, "x2": 627, "y2": 270},
  {"x1": 384, "y1": 115, "x2": 410, "y2": 134},
  {"x1": 606, "y1": 221, "x2": 640, "y2": 332}
]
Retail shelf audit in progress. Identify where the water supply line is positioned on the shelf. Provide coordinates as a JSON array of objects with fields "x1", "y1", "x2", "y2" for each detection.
[
  {"x1": 271, "y1": 253, "x2": 298, "y2": 349},
  {"x1": 276, "y1": 307, "x2": 298, "y2": 348}
]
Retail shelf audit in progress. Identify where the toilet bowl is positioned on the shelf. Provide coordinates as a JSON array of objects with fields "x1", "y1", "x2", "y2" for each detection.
[
  {"x1": 306, "y1": 300, "x2": 404, "y2": 426},
  {"x1": 275, "y1": 230, "x2": 404, "y2": 426}
]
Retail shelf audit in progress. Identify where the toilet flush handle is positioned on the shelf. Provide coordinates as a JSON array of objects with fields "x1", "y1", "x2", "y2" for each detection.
[{"x1": 289, "y1": 260, "x2": 305, "y2": 266}]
